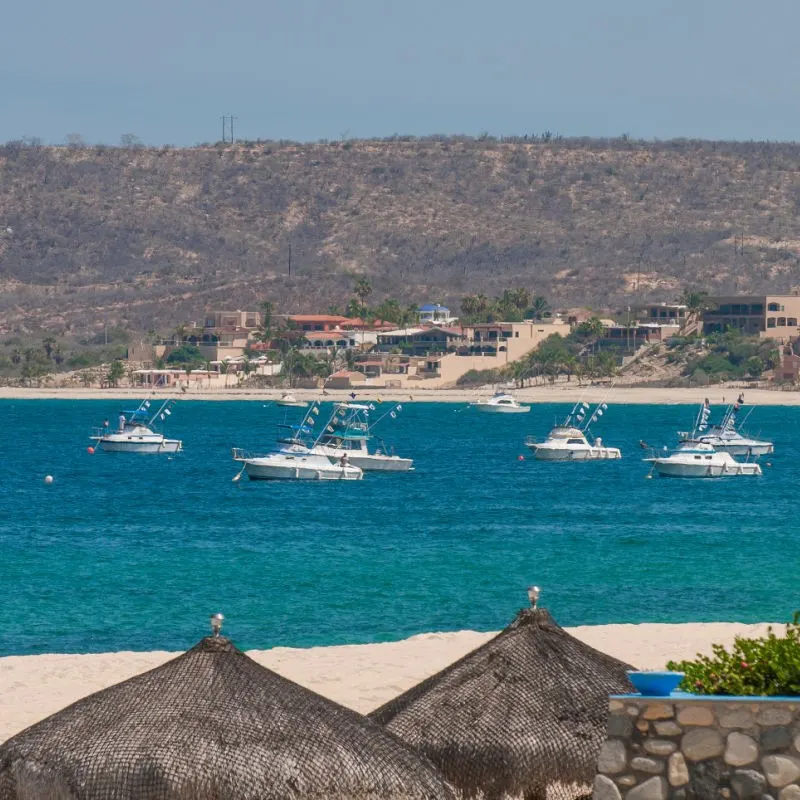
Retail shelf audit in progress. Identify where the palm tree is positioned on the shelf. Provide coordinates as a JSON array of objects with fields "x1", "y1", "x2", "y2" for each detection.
[
  {"x1": 257, "y1": 301, "x2": 274, "y2": 345},
  {"x1": 529, "y1": 295, "x2": 551, "y2": 320},
  {"x1": 680, "y1": 289, "x2": 710, "y2": 333},
  {"x1": 354, "y1": 277, "x2": 372, "y2": 303}
]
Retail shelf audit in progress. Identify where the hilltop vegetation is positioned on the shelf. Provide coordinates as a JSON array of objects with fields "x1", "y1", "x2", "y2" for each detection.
[{"x1": 2, "y1": 135, "x2": 800, "y2": 342}]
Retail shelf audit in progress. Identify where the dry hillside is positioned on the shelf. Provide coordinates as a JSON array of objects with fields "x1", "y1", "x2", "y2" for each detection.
[{"x1": 1, "y1": 136, "x2": 800, "y2": 335}]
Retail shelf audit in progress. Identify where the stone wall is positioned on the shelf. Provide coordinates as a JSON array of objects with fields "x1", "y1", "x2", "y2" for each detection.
[{"x1": 593, "y1": 696, "x2": 800, "y2": 800}]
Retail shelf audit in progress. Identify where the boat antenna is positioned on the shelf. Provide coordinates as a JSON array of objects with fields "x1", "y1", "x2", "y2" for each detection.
[
  {"x1": 691, "y1": 397, "x2": 711, "y2": 438},
  {"x1": 580, "y1": 384, "x2": 615, "y2": 433},
  {"x1": 147, "y1": 397, "x2": 176, "y2": 428}
]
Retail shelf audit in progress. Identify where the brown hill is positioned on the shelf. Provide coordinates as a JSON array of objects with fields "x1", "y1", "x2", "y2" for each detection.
[{"x1": 1, "y1": 136, "x2": 800, "y2": 336}]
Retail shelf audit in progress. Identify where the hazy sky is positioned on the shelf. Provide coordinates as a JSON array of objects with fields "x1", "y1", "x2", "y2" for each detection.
[{"x1": 3, "y1": 0, "x2": 799, "y2": 146}]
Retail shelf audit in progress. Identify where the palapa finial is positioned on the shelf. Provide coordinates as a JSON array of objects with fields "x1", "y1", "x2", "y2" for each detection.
[
  {"x1": 210, "y1": 613, "x2": 224, "y2": 637},
  {"x1": 527, "y1": 585, "x2": 541, "y2": 608}
]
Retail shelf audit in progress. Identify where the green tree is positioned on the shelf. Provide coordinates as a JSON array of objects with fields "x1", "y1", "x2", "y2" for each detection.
[
  {"x1": 353, "y1": 277, "x2": 372, "y2": 307},
  {"x1": 459, "y1": 294, "x2": 490, "y2": 324},
  {"x1": 166, "y1": 344, "x2": 204, "y2": 366},
  {"x1": 375, "y1": 298, "x2": 403, "y2": 325},
  {"x1": 680, "y1": 288, "x2": 710, "y2": 331},
  {"x1": 745, "y1": 356, "x2": 765, "y2": 378},
  {"x1": 257, "y1": 300, "x2": 274, "y2": 345},
  {"x1": 107, "y1": 360, "x2": 125, "y2": 387},
  {"x1": 528, "y1": 295, "x2": 551, "y2": 320}
]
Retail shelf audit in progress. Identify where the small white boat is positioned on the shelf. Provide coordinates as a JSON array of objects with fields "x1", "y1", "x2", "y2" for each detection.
[
  {"x1": 470, "y1": 391, "x2": 530, "y2": 414},
  {"x1": 91, "y1": 399, "x2": 182, "y2": 454},
  {"x1": 678, "y1": 395, "x2": 773, "y2": 456},
  {"x1": 645, "y1": 442, "x2": 762, "y2": 478},
  {"x1": 276, "y1": 392, "x2": 309, "y2": 408},
  {"x1": 526, "y1": 399, "x2": 621, "y2": 461},
  {"x1": 311, "y1": 403, "x2": 413, "y2": 472},
  {"x1": 527, "y1": 427, "x2": 621, "y2": 461},
  {"x1": 232, "y1": 448, "x2": 363, "y2": 481}
]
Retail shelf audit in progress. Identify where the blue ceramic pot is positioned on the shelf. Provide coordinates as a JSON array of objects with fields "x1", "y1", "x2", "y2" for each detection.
[{"x1": 626, "y1": 670, "x2": 685, "y2": 696}]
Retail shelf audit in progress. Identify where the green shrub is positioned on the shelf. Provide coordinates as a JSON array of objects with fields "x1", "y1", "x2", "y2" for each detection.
[
  {"x1": 456, "y1": 368, "x2": 501, "y2": 387},
  {"x1": 667, "y1": 613, "x2": 800, "y2": 696}
]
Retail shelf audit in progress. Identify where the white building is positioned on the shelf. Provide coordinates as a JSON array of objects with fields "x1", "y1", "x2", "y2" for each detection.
[{"x1": 418, "y1": 304, "x2": 458, "y2": 325}]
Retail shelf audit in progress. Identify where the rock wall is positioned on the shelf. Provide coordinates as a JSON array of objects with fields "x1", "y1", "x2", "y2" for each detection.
[{"x1": 593, "y1": 696, "x2": 800, "y2": 800}]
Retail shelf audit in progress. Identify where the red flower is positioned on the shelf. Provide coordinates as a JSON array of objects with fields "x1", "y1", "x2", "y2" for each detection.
[{"x1": 740, "y1": 661, "x2": 749, "y2": 669}]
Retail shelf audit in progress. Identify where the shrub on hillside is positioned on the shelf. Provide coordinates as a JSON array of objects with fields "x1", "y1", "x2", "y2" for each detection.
[{"x1": 667, "y1": 612, "x2": 800, "y2": 696}]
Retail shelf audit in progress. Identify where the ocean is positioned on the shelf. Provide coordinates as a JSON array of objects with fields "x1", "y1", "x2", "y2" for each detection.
[{"x1": 0, "y1": 398, "x2": 795, "y2": 656}]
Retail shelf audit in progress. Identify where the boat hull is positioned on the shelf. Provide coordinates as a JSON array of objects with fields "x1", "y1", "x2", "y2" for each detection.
[
  {"x1": 276, "y1": 401, "x2": 309, "y2": 408},
  {"x1": 242, "y1": 455, "x2": 363, "y2": 481},
  {"x1": 347, "y1": 455, "x2": 414, "y2": 472},
  {"x1": 473, "y1": 405, "x2": 530, "y2": 414},
  {"x1": 700, "y1": 441, "x2": 773, "y2": 457},
  {"x1": 531, "y1": 445, "x2": 621, "y2": 461},
  {"x1": 95, "y1": 437, "x2": 182, "y2": 454},
  {"x1": 648, "y1": 460, "x2": 762, "y2": 478}
]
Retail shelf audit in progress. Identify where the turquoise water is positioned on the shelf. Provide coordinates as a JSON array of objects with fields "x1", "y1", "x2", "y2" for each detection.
[{"x1": 0, "y1": 400, "x2": 795, "y2": 656}]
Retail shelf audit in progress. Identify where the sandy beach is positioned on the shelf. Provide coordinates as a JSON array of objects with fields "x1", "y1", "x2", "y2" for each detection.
[
  {"x1": 1, "y1": 384, "x2": 799, "y2": 405},
  {"x1": 0, "y1": 622, "x2": 782, "y2": 743}
]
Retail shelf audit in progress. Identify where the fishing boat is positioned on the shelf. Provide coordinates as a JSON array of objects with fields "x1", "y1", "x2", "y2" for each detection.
[
  {"x1": 678, "y1": 395, "x2": 773, "y2": 456},
  {"x1": 644, "y1": 441, "x2": 762, "y2": 478},
  {"x1": 310, "y1": 402, "x2": 414, "y2": 472},
  {"x1": 526, "y1": 400, "x2": 621, "y2": 461},
  {"x1": 90, "y1": 399, "x2": 182, "y2": 454},
  {"x1": 276, "y1": 392, "x2": 309, "y2": 408},
  {"x1": 470, "y1": 391, "x2": 530, "y2": 414},
  {"x1": 231, "y1": 447, "x2": 363, "y2": 481}
]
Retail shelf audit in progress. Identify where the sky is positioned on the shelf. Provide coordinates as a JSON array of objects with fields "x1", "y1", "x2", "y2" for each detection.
[{"x1": 2, "y1": 0, "x2": 800, "y2": 146}]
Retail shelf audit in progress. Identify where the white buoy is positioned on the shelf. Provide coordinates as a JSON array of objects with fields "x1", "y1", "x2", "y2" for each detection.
[{"x1": 44, "y1": 475, "x2": 54, "y2": 484}]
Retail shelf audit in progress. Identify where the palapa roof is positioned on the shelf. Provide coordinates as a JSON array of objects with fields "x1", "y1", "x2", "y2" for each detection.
[
  {"x1": 369, "y1": 594, "x2": 635, "y2": 800},
  {"x1": 0, "y1": 631, "x2": 455, "y2": 800}
]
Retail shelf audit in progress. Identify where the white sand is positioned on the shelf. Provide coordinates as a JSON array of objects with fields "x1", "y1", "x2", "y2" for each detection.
[
  {"x1": 1, "y1": 385, "x2": 799, "y2": 404},
  {"x1": 0, "y1": 622, "x2": 783, "y2": 743}
]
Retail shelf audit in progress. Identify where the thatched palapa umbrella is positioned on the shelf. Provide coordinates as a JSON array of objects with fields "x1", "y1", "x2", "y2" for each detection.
[
  {"x1": 369, "y1": 589, "x2": 636, "y2": 800},
  {"x1": 0, "y1": 614, "x2": 455, "y2": 800}
]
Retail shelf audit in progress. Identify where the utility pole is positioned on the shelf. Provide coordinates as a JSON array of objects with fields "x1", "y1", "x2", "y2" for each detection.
[
  {"x1": 220, "y1": 116, "x2": 227, "y2": 143},
  {"x1": 229, "y1": 115, "x2": 237, "y2": 143}
]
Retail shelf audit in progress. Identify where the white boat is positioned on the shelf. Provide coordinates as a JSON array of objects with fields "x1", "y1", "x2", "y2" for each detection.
[
  {"x1": 526, "y1": 399, "x2": 621, "y2": 461},
  {"x1": 527, "y1": 427, "x2": 621, "y2": 461},
  {"x1": 310, "y1": 402, "x2": 413, "y2": 472},
  {"x1": 678, "y1": 395, "x2": 773, "y2": 456},
  {"x1": 470, "y1": 391, "x2": 530, "y2": 413},
  {"x1": 232, "y1": 447, "x2": 362, "y2": 481},
  {"x1": 91, "y1": 399, "x2": 182, "y2": 454},
  {"x1": 645, "y1": 441, "x2": 762, "y2": 478},
  {"x1": 276, "y1": 392, "x2": 309, "y2": 408}
]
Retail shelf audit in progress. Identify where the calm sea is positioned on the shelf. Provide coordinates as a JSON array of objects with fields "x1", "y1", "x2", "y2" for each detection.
[{"x1": 0, "y1": 399, "x2": 795, "y2": 656}]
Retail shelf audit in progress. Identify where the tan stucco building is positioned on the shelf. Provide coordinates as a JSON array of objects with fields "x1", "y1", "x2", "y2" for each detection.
[{"x1": 702, "y1": 295, "x2": 800, "y2": 342}]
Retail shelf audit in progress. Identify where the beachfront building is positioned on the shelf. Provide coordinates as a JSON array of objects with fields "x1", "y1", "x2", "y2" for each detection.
[
  {"x1": 415, "y1": 319, "x2": 569, "y2": 385},
  {"x1": 374, "y1": 327, "x2": 465, "y2": 356},
  {"x1": 702, "y1": 294, "x2": 800, "y2": 342},
  {"x1": 643, "y1": 302, "x2": 688, "y2": 324},
  {"x1": 418, "y1": 304, "x2": 458, "y2": 326},
  {"x1": 288, "y1": 314, "x2": 351, "y2": 332},
  {"x1": 302, "y1": 331, "x2": 360, "y2": 351},
  {"x1": 174, "y1": 309, "x2": 263, "y2": 362}
]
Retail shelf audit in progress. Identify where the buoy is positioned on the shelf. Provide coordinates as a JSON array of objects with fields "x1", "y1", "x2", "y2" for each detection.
[
  {"x1": 766, "y1": 462, "x2": 772, "y2": 468},
  {"x1": 645, "y1": 474, "x2": 653, "y2": 480},
  {"x1": 87, "y1": 446, "x2": 95, "y2": 455},
  {"x1": 44, "y1": 475, "x2": 54, "y2": 484},
  {"x1": 518, "y1": 455, "x2": 525, "y2": 461}
]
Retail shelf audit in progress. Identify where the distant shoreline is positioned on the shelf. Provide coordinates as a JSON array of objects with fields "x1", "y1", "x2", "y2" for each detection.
[{"x1": 0, "y1": 385, "x2": 799, "y2": 405}]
